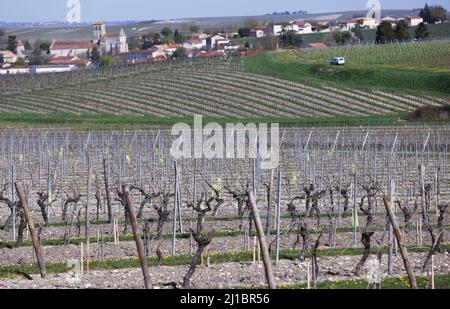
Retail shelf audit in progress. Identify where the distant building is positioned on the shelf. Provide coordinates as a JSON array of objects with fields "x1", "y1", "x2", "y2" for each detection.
[
  {"x1": 205, "y1": 35, "x2": 227, "y2": 48},
  {"x1": 343, "y1": 17, "x2": 380, "y2": 30},
  {"x1": 268, "y1": 20, "x2": 313, "y2": 36},
  {"x1": 48, "y1": 55, "x2": 91, "y2": 68},
  {"x1": 16, "y1": 40, "x2": 26, "y2": 58},
  {"x1": 0, "y1": 64, "x2": 75, "y2": 75},
  {"x1": 183, "y1": 39, "x2": 204, "y2": 50},
  {"x1": 50, "y1": 40, "x2": 96, "y2": 58},
  {"x1": 0, "y1": 50, "x2": 18, "y2": 63},
  {"x1": 30, "y1": 65, "x2": 73, "y2": 74},
  {"x1": 251, "y1": 26, "x2": 267, "y2": 38},
  {"x1": 93, "y1": 22, "x2": 129, "y2": 55},
  {"x1": 405, "y1": 16, "x2": 424, "y2": 27},
  {"x1": 126, "y1": 50, "x2": 167, "y2": 64},
  {"x1": 153, "y1": 44, "x2": 182, "y2": 56},
  {"x1": 0, "y1": 65, "x2": 30, "y2": 75},
  {"x1": 381, "y1": 16, "x2": 397, "y2": 22}
]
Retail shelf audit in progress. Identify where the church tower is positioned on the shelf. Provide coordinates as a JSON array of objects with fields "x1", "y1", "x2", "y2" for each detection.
[{"x1": 93, "y1": 22, "x2": 106, "y2": 40}]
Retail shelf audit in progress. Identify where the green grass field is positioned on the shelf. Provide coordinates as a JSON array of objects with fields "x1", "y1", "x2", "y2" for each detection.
[{"x1": 244, "y1": 40, "x2": 450, "y2": 98}]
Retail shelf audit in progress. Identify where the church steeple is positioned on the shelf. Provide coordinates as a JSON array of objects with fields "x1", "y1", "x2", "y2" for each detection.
[{"x1": 93, "y1": 22, "x2": 106, "y2": 40}]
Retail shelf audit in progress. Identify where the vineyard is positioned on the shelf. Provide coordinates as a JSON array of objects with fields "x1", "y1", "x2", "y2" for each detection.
[
  {"x1": 245, "y1": 39, "x2": 450, "y2": 98},
  {"x1": 0, "y1": 56, "x2": 448, "y2": 118},
  {"x1": 278, "y1": 40, "x2": 450, "y2": 68},
  {"x1": 0, "y1": 126, "x2": 449, "y2": 289}
]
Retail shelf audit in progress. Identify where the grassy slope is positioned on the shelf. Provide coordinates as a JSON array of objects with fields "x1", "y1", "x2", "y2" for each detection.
[
  {"x1": 243, "y1": 44, "x2": 450, "y2": 98},
  {"x1": 1, "y1": 112, "x2": 449, "y2": 129}
]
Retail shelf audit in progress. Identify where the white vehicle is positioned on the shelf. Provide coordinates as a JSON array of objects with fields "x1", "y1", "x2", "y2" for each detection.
[{"x1": 330, "y1": 57, "x2": 345, "y2": 65}]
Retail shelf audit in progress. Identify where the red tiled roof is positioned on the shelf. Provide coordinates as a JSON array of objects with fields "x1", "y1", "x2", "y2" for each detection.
[
  {"x1": 101, "y1": 32, "x2": 120, "y2": 38},
  {"x1": 52, "y1": 40, "x2": 96, "y2": 50},
  {"x1": 186, "y1": 40, "x2": 202, "y2": 44},
  {"x1": 49, "y1": 58, "x2": 90, "y2": 65}
]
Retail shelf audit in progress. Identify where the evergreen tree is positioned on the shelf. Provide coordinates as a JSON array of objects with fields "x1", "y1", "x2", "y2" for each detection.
[
  {"x1": 420, "y1": 4, "x2": 448, "y2": 24},
  {"x1": 161, "y1": 27, "x2": 173, "y2": 38},
  {"x1": 173, "y1": 29, "x2": 184, "y2": 44},
  {"x1": 419, "y1": 4, "x2": 431, "y2": 23},
  {"x1": 6, "y1": 35, "x2": 17, "y2": 53},
  {"x1": 415, "y1": 22, "x2": 430, "y2": 40},
  {"x1": 395, "y1": 20, "x2": 411, "y2": 41},
  {"x1": 375, "y1": 22, "x2": 396, "y2": 44},
  {"x1": 333, "y1": 31, "x2": 352, "y2": 45},
  {"x1": 352, "y1": 24, "x2": 364, "y2": 41},
  {"x1": 279, "y1": 30, "x2": 303, "y2": 47}
]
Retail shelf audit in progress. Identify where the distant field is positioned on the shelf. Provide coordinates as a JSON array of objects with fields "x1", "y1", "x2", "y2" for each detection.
[
  {"x1": 244, "y1": 40, "x2": 450, "y2": 98},
  {"x1": 0, "y1": 56, "x2": 448, "y2": 129}
]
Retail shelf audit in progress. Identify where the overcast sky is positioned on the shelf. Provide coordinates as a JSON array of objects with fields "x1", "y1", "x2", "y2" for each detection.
[{"x1": 1, "y1": 0, "x2": 449, "y2": 23}]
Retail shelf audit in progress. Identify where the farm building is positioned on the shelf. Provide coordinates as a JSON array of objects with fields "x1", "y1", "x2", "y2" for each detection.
[
  {"x1": 0, "y1": 65, "x2": 31, "y2": 74},
  {"x1": 405, "y1": 16, "x2": 424, "y2": 27},
  {"x1": 50, "y1": 40, "x2": 96, "y2": 58},
  {"x1": 30, "y1": 65, "x2": 74, "y2": 74}
]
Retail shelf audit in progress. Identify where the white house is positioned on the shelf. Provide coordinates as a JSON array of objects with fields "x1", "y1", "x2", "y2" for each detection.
[
  {"x1": 16, "y1": 40, "x2": 26, "y2": 58},
  {"x1": 50, "y1": 40, "x2": 96, "y2": 57},
  {"x1": 205, "y1": 35, "x2": 227, "y2": 48},
  {"x1": 183, "y1": 39, "x2": 204, "y2": 50},
  {"x1": 251, "y1": 27, "x2": 267, "y2": 38},
  {"x1": 344, "y1": 17, "x2": 380, "y2": 30},
  {"x1": 0, "y1": 65, "x2": 30, "y2": 75},
  {"x1": 153, "y1": 44, "x2": 182, "y2": 56},
  {"x1": 0, "y1": 50, "x2": 18, "y2": 63},
  {"x1": 294, "y1": 21, "x2": 313, "y2": 34},
  {"x1": 93, "y1": 22, "x2": 129, "y2": 55},
  {"x1": 269, "y1": 21, "x2": 313, "y2": 36},
  {"x1": 30, "y1": 65, "x2": 74, "y2": 74},
  {"x1": 405, "y1": 16, "x2": 424, "y2": 27}
]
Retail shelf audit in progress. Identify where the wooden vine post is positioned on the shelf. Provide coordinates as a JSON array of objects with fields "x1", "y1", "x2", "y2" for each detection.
[
  {"x1": 15, "y1": 182, "x2": 46, "y2": 279},
  {"x1": 248, "y1": 192, "x2": 277, "y2": 289},
  {"x1": 383, "y1": 196, "x2": 417, "y2": 289},
  {"x1": 103, "y1": 157, "x2": 113, "y2": 223},
  {"x1": 123, "y1": 185, "x2": 153, "y2": 289}
]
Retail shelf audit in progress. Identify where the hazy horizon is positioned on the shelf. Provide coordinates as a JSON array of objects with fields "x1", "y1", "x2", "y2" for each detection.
[{"x1": 1, "y1": 0, "x2": 449, "y2": 23}]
